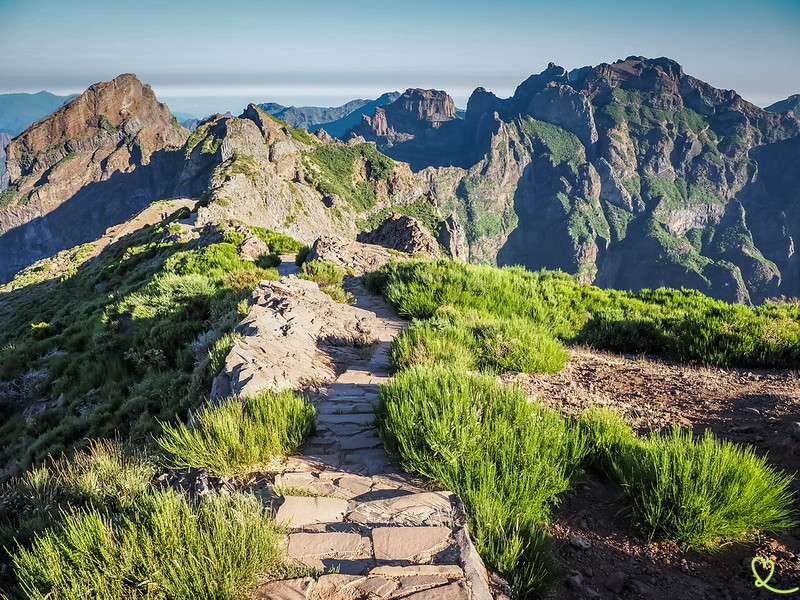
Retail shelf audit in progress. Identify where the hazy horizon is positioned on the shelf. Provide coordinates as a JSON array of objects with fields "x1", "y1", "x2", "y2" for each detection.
[{"x1": 1, "y1": 0, "x2": 798, "y2": 118}]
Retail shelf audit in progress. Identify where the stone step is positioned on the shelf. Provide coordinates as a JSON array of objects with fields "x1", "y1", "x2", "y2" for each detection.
[
  {"x1": 275, "y1": 496, "x2": 349, "y2": 527},
  {"x1": 316, "y1": 413, "x2": 375, "y2": 426}
]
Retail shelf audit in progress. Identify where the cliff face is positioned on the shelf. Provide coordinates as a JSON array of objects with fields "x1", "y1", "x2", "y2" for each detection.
[
  {"x1": 351, "y1": 57, "x2": 800, "y2": 304},
  {"x1": 0, "y1": 74, "x2": 190, "y2": 282},
  {"x1": 0, "y1": 133, "x2": 10, "y2": 189}
]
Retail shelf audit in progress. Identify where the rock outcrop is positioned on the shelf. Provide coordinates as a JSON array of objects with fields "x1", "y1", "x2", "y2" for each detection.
[
  {"x1": 0, "y1": 132, "x2": 11, "y2": 189},
  {"x1": 356, "y1": 213, "x2": 440, "y2": 258},
  {"x1": 211, "y1": 277, "x2": 375, "y2": 399},
  {"x1": 308, "y1": 236, "x2": 401, "y2": 276},
  {"x1": 0, "y1": 74, "x2": 190, "y2": 282}
]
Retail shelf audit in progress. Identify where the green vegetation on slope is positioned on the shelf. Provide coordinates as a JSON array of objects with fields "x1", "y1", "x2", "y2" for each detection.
[
  {"x1": 302, "y1": 142, "x2": 395, "y2": 211},
  {"x1": 358, "y1": 197, "x2": 444, "y2": 238},
  {"x1": 0, "y1": 213, "x2": 279, "y2": 473},
  {"x1": 374, "y1": 258, "x2": 797, "y2": 598},
  {"x1": 2, "y1": 384, "x2": 316, "y2": 596},
  {"x1": 367, "y1": 259, "x2": 800, "y2": 368},
  {"x1": 519, "y1": 116, "x2": 585, "y2": 172}
]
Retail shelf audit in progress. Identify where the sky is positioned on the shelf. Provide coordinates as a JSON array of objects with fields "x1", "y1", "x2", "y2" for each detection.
[{"x1": 1, "y1": 0, "x2": 799, "y2": 118}]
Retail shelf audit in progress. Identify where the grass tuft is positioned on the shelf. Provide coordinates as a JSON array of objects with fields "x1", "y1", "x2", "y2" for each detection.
[
  {"x1": 156, "y1": 391, "x2": 316, "y2": 477},
  {"x1": 12, "y1": 488, "x2": 299, "y2": 600},
  {"x1": 377, "y1": 366, "x2": 586, "y2": 597},
  {"x1": 611, "y1": 427, "x2": 796, "y2": 549}
]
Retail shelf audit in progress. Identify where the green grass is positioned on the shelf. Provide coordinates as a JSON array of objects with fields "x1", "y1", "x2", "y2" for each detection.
[
  {"x1": 248, "y1": 227, "x2": 306, "y2": 254},
  {"x1": 156, "y1": 390, "x2": 316, "y2": 477},
  {"x1": 368, "y1": 259, "x2": 800, "y2": 369},
  {"x1": 303, "y1": 143, "x2": 395, "y2": 211},
  {"x1": 608, "y1": 426, "x2": 796, "y2": 550},
  {"x1": 11, "y1": 488, "x2": 299, "y2": 600},
  {"x1": 0, "y1": 217, "x2": 281, "y2": 474},
  {"x1": 0, "y1": 440, "x2": 156, "y2": 592},
  {"x1": 299, "y1": 260, "x2": 353, "y2": 304},
  {"x1": 377, "y1": 367, "x2": 586, "y2": 598},
  {"x1": 390, "y1": 312, "x2": 567, "y2": 375}
]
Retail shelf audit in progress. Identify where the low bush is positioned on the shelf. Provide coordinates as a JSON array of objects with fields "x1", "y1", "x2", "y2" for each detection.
[
  {"x1": 611, "y1": 427, "x2": 796, "y2": 549},
  {"x1": 377, "y1": 367, "x2": 586, "y2": 597},
  {"x1": 295, "y1": 245, "x2": 311, "y2": 266},
  {"x1": 390, "y1": 313, "x2": 567, "y2": 375},
  {"x1": 0, "y1": 440, "x2": 155, "y2": 590},
  {"x1": 371, "y1": 259, "x2": 800, "y2": 369},
  {"x1": 157, "y1": 391, "x2": 316, "y2": 476},
  {"x1": 255, "y1": 253, "x2": 281, "y2": 269},
  {"x1": 248, "y1": 227, "x2": 306, "y2": 255},
  {"x1": 12, "y1": 488, "x2": 298, "y2": 600},
  {"x1": 299, "y1": 260, "x2": 352, "y2": 303}
]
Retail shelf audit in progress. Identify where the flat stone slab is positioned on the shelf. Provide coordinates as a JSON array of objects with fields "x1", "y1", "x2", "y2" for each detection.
[
  {"x1": 372, "y1": 526, "x2": 452, "y2": 561},
  {"x1": 316, "y1": 402, "x2": 375, "y2": 415},
  {"x1": 276, "y1": 496, "x2": 349, "y2": 527},
  {"x1": 370, "y1": 565, "x2": 465, "y2": 578},
  {"x1": 348, "y1": 492, "x2": 455, "y2": 526},
  {"x1": 341, "y1": 449, "x2": 394, "y2": 476},
  {"x1": 399, "y1": 581, "x2": 470, "y2": 600},
  {"x1": 287, "y1": 532, "x2": 366, "y2": 559},
  {"x1": 316, "y1": 413, "x2": 375, "y2": 425},
  {"x1": 285, "y1": 454, "x2": 341, "y2": 471},
  {"x1": 252, "y1": 577, "x2": 313, "y2": 600},
  {"x1": 338, "y1": 434, "x2": 382, "y2": 451},
  {"x1": 353, "y1": 576, "x2": 397, "y2": 598}
]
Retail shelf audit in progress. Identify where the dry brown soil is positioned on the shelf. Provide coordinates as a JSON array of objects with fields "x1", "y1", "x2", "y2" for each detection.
[{"x1": 501, "y1": 346, "x2": 800, "y2": 600}]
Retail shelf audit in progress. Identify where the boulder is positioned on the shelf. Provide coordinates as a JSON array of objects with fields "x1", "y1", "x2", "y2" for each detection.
[
  {"x1": 308, "y1": 235, "x2": 400, "y2": 276},
  {"x1": 357, "y1": 213, "x2": 440, "y2": 258}
]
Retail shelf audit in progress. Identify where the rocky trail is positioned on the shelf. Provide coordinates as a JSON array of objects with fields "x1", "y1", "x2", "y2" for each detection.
[{"x1": 227, "y1": 266, "x2": 496, "y2": 600}]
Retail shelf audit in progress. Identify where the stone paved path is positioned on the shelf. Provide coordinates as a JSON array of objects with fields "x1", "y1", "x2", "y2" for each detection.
[{"x1": 252, "y1": 266, "x2": 494, "y2": 600}]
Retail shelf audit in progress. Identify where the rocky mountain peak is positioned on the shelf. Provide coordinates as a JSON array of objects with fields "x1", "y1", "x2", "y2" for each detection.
[
  {"x1": 395, "y1": 88, "x2": 456, "y2": 124},
  {"x1": 6, "y1": 73, "x2": 185, "y2": 183}
]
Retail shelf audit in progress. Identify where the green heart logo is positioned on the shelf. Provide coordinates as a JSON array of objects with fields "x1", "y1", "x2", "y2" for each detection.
[{"x1": 751, "y1": 556, "x2": 799, "y2": 595}]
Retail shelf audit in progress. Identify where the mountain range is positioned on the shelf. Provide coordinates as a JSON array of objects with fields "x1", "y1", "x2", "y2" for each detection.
[
  {"x1": 258, "y1": 92, "x2": 401, "y2": 138},
  {"x1": 1, "y1": 58, "x2": 799, "y2": 304}
]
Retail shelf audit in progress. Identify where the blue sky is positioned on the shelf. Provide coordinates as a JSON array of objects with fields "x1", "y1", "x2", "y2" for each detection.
[{"x1": 1, "y1": 0, "x2": 798, "y2": 117}]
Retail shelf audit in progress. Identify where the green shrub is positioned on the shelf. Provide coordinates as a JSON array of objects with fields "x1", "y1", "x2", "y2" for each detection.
[
  {"x1": 157, "y1": 391, "x2": 316, "y2": 477},
  {"x1": 611, "y1": 427, "x2": 796, "y2": 549},
  {"x1": 222, "y1": 230, "x2": 246, "y2": 248},
  {"x1": 371, "y1": 259, "x2": 800, "y2": 369},
  {"x1": 222, "y1": 266, "x2": 278, "y2": 290},
  {"x1": 377, "y1": 367, "x2": 586, "y2": 598},
  {"x1": 390, "y1": 313, "x2": 567, "y2": 375},
  {"x1": 12, "y1": 489, "x2": 298, "y2": 600},
  {"x1": 295, "y1": 245, "x2": 311, "y2": 266},
  {"x1": 255, "y1": 253, "x2": 282, "y2": 269},
  {"x1": 577, "y1": 406, "x2": 642, "y2": 474},
  {"x1": 299, "y1": 260, "x2": 344, "y2": 288},
  {"x1": 0, "y1": 440, "x2": 155, "y2": 589},
  {"x1": 248, "y1": 227, "x2": 306, "y2": 254}
]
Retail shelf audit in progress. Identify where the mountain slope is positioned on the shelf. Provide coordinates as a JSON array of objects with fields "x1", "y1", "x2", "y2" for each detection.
[
  {"x1": 0, "y1": 91, "x2": 77, "y2": 136},
  {"x1": 0, "y1": 74, "x2": 190, "y2": 282},
  {"x1": 258, "y1": 92, "x2": 400, "y2": 137},
  {"x1": 349, "y1": 57, "x2": 800, "y2": 304},
  {"x1": 766, "y1": 94, "x2": 800, "y2": 114}
]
